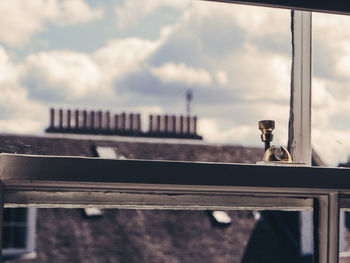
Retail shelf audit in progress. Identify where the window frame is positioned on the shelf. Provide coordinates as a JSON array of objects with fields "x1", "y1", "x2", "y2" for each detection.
[
  {"x1": 0, "y1": 154, "x2": 345, "y2": 263},
  {"x1": 2, "y1": 208, "x2": 37, "y2": 258},
  {"x1": 210, "y1": 0, "x2": 350, "y2": 15}
]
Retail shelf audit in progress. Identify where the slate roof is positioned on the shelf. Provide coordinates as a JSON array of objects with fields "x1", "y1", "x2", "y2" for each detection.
[{"x1": 0, "y1": 133, "x2": 264, "y2": 162}]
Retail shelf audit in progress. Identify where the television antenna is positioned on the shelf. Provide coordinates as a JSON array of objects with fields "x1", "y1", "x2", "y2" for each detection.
[{"x1": 186, "y1": 89, "x2": 193, "y2": 116}]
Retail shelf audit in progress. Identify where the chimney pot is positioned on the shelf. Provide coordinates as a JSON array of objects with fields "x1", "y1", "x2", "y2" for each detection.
[
  {"x1": 136, "y1": 114, "x2": 141, "y2": 131},
  {"x1": 172, "y1": 115, "x2": 176, "y2": 134},
  {"x1": 187, "y1": 116, "x2": 191, "y2": 134},
  {"x1": 59, "y1": 109, "x2": 63, "y2": 129},
  {"x1": 49, "y1": 108, "x2": 55, "y2": 128},
  {"x1": 82, "y1": 110, "x2": 87, "y2": 129},
  {"x1": 157, "y1": 115, "x2": 161, "y2": 132},
  {"x1": 114, "y1": 114, "x2": 119, "y2": 130},
  {"x1": 193, "y1": 116, "x2": 197, "y2": 135},
  {"x1": 90, "y1": 111, "x2": 95, "y2": 129},
  {"x1": 75, "y1": 110, "x2": 79, "y2": 129},
  {"x1": 149, "y1": 115, "x2": 153, "y2": 132},
  {"x1": 129, "y1": 113, "x2": 134, "y2": 131},
  {"x1": 164, "y1": 115, "x2": 169, "y2": 133},
  {"x1": 121, "y1": 112, "x2": 126, "y2": 130},
  {"x1": 67, "y1": 109, "x2": 71, "y2": 129},
  {"x1": 180, "y1": 115, "x2": 184, "y2": 134},
  {"x1": 98, "y1": 110, "x2": 102, "y2": 129},
  {"x1": 106, "y1": 111, "x2": 110, "y2": 130}
]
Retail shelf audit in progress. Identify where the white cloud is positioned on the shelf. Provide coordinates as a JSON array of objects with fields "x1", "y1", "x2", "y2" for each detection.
[
  {"x1": 115, "y1": 0, "x2": 191, "y2": 29},
  {"x1": 51, "y1": 0, "x2": 103, "y2": 26},
  {"x1": 93, "y1": 38, "x2": 161, "y2": 84},
  {"x1": 215, "y1": 71, "x2": 228, "y2": 86},
  {"x1": 20, "y1": 35, "x2": 163, "y2": 102},
  {"x1": 150, "y1": 62, "x2": 212, "y2": 86},
  {"x1": 224, "y1": 45, "x2": 291, "y2": 102},
  {"x1": 0, "y1": 46, "x2": 46, "y2": 133},
  {"x1": 0, "y1": 0, "x2": 103, "y2": 47},
  {"x1": 23, "y1": 50, "x2": 104, "y2": 99},
  {"x1": 181, "y1": 1, "x2": 290, "y2": 38},
  {"x1": 0, "y1": 119, "x2": 44, "y2": 134}
]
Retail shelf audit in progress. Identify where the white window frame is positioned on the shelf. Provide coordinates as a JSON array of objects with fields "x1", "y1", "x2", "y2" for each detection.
[
  {"x1": 2, "y1": 208, "x2": 37, "y2": 258},
  {"x1": 0, "y1": 1, "x2": 348, "y2": 263}
]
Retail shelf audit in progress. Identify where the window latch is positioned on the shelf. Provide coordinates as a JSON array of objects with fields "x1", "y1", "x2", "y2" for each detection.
[{"x1": 258, "y1": 120, "x2": 292, "y2": 163}]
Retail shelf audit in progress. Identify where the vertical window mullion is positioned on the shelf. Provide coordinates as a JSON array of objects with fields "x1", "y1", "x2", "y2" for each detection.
[
  {"x1": 314, "y1": 193, "x2": 340, "y2": 263},
  {"x1": 0, "y1": 186, "x2": 4, "y2": 263},
  {"x1": 288, "y1": 10, "x2": 312, "y2": 165}
]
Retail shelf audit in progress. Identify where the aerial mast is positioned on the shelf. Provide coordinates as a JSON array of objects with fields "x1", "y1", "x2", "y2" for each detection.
[{"x1": 186, "y1": 89, "x2": 193, "y2": 116}]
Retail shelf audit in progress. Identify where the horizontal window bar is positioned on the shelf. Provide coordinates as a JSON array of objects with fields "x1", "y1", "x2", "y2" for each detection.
[
  {"x1": 4, "y1": 190, "x2": 314, "y2": 210},
  {"x1": 1, "y1": 154, "x2": 350, "y2": 191},
  {"x1": 209, "y1": 0, "x2": 350, "y2": 15}
]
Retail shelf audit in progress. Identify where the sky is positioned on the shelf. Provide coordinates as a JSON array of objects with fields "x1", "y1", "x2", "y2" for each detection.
[{"x1": 0, "y1": 0, "x2": 349, "y2": 165}]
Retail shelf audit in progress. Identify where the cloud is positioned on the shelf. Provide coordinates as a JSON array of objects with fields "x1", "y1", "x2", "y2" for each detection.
[
  {"x1": 114, "y1": 2, "x2": 292, "y2": 148},
  {"x1": 0, "y1": 46, "x2": 46, "y2": 133},
  {"x1": 115, "y1": 0, "x2": 191, "y2": 29},
  {"x1": 0, "y1": 0, "x2": 103, "y2": 47},
  {"x1": 215, "y1": 71, "x2": 228, "y2": 86},
  {"x1": 51, "y1": 0, "x2": 103, "y2": 26},
  {"x1": 20, "y1": 36, "x2": 163, "y2": 103},
  {"x1": 93, "y1": 38, "x2": 161, "y2": 84},
  {"x1": 150, "y1": 62, "x2": 212, "y2": 86},
  {"x1": 22, "y1": 50, "x2": 103, "y2": 101}
]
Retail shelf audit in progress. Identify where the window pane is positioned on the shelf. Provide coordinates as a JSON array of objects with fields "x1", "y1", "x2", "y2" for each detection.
[
  {"x1": 2, "y1": 208, "x2": 28, "y2": 250},
  {"x1": 28, "y1": 208, "x2": 312, "y2": 263},
  {"x1": 0, "y1": 0, "x2": 291, "y2": 162},
  {"x1": 339, "y1": 209, "x2": 350, "y2": 262},
  {"x1": 2, "y1": 226, "x2": 27, "y2": 249},
  {"x1": 3, "y1": 208, "x2": 27, "y2": 223},
  {"x1": 312, "y1": 12, "x2": 350, "y2": 167}
]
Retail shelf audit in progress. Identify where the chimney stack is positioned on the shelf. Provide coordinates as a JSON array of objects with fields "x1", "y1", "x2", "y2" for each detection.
[{"x1": 46, "y1": 108, "x2": 202, "y2": 139}]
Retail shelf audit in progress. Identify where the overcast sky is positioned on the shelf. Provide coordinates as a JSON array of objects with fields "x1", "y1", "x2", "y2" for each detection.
[{"x1": 0, "y1": 0, "x2": 349, "y2": 165}]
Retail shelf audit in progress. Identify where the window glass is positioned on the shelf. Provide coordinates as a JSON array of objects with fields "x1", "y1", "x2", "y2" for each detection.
[
  {"x1": 312, "y1": 12, "x2": 350, "y2": 167},
  {"x1": 29, "y1": 208, "x2": 312, "y2": 263},
  {"x1": 0, "y1": 1, "x2": 302, "y2": 262},
  {"x1": 0, "y1": 0, "x2": 291, "y2": 162},
  {"x1": 2, "y1": 209, "x2": 27, "y2": 249},
  {"x1": 339, "y1": 209, "x2": 349, "y2": 260}
]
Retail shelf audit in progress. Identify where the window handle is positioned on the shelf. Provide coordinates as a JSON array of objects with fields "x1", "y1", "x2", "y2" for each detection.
[{"x1": 258, "y1": 120, "x2": 292, "y2": 163}]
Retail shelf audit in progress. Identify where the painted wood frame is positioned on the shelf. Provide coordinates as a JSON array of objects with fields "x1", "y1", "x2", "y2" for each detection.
[{"x1": 206, "y1": 0, "x2": 350, "y2": 15}]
